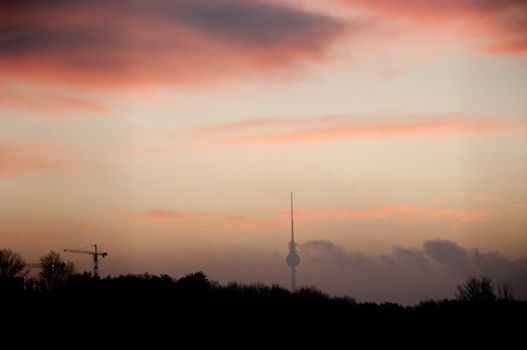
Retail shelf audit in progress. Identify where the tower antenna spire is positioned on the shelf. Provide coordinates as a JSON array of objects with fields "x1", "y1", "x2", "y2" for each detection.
[{"x1": 291, "y1": 192, "x2": 294, "y2": 243}]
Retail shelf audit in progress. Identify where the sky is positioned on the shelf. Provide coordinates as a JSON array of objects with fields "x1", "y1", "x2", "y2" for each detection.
[{"x1": 1, "y1": 0, "x2": 527, "y2": 304}]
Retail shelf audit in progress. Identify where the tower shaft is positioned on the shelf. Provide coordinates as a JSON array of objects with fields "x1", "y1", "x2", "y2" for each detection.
[{"x1": 290, "y1": 267, "x2": 296, "y2": 291}]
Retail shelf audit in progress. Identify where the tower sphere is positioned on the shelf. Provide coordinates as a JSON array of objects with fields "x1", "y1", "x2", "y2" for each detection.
[{"x1": 286, "y1": 252, "x2": 300, "y2": 268}]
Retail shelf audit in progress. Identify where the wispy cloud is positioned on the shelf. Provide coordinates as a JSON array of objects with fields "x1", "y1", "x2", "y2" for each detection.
[
  {"x1": 0, "y1": 142, "x2": 81, "y2": 177},
  {"x1": 0, "y1": 217, "x2": 99, "y2": 245},
  {"x1": 140, "y1": 209, "x2": 211, "y2": 221},
  {"x1": 136, "y1": 209, "x2": 285, "y2": 232},
  {"x1": 339, "y1": 0, "x2": 527, "y2": 55},
  {"x1": 0, "y1": 86, "x2": 113, "y2": 116},
  {"x1": 0, "y1": 0, "x2": 346, "y2": 88},
  {"x1": 199, "y1": 114, "x2": 524, "y2": 145},
  {"x1": 137, "y1": 201, "x2": 489, "y2": 235},
  {"x1": 398, "y1": 205, "x2": 490, "y2": 221},
  {"x1": 281, "y1": 204, "x2": 490, "y2": 222}
]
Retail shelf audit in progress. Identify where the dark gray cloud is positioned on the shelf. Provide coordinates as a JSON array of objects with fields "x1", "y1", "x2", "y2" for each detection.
[
  {"x1": 180, "y1": 2, "x2": 342, "y2": 48},
  {"x1": 0, "y1": 25, "x2": 119, "y2": 54},
  {"x1": 299, "y1": 239, "x2": 527, "y2": 305},
  {"x1": 0, "y1": 0, "x2": 346, "y2": 87},
  {"x1": 1, "y1": 0, "x2": 343, "y2": 50},
  {"x1": 423, "y1": 239, "x2": 469, "y2": 272}
]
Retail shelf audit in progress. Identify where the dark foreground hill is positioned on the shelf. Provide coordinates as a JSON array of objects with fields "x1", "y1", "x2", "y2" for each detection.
[{"x1": 2, "y1": 272, "x2": 526, "y2": 347}]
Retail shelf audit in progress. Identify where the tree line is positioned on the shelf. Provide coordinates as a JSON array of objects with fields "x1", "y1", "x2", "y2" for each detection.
[{"x1": 0, "y1": 247, "x2": 524, "y2": 346}]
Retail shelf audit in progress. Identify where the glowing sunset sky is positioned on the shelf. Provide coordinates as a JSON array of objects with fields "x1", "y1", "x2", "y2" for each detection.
[{"x1": 1, "y1": 0, "x2": 526, "y2": 303}]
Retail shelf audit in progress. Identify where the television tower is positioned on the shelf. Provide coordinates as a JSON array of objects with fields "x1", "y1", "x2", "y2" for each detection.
[{"x1": 286, "y1": 192, "x2": 300, "y2": 291}]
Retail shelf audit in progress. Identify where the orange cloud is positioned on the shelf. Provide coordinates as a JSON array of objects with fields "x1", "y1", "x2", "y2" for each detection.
[
  {"x1": 0, "y1": 142, "x2": 80, "y2": 177},
  {"x1": 0, "y1": 86, "x2": 113, "y2": 116},
  {"x1": 137, "y1": 209, "x2": 284, "y2": 232},
  {"x1": 139, "y1": 202, "x2": 489, "y2": 234},
  {"x1": 0, "y1": 217, "x2": 99, "y2": 244},
  {"x1": 284, "y1": 204, "x2": 489, "y2": 222},
  {"x1": 140, "y1": 210, "x2": 210, "y2": 221},
  {"x1": 282, "y1": 206, "x2": 396, "y2": 221},
  {"x1": 0, "y1": 0, "x2": 346, "y2": 89},
  {"x1": 200, "y1": 114, "x2": 524, "y2": 145},
  {"x1": 397, "y1": 205, "x2": 490, "y2": 221},
  {"x1": 0, "y1": 230, "x2": 44, "y2": 242},
  {"x1": 339, "y1": 0, "x2": 527, "y2": 55}
]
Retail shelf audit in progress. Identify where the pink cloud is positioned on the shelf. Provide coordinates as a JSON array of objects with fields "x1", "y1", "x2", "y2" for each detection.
[
  {"x1": 485, "y1": 37, "x2": 527, "y2": 55},
  {"x1": 0, "y1": 142, "x2": 81, "y2": 177},
  {"x1": 397, "y1": 205, "x2": 490, "y2": 221},
  {"x1": 0, "y1": 86, "x2": 113, "y2": 116},
  {"x1": 225, "y1": 215, "x2": 247, "y2": 222},
  {"x1": 0, "y1": 218, "x2": 99, "y2": 244},
  {"x1": 137, "y1": 209, "x2": 284, "y2": 232},
  {"x1": 135, "y1": 201, "x2": 489, "y2": 235},
  {"x1": 140, "y1": 210, "x2": 201, "y2": 221},
  {"x1": 200, "y1": 114, "x2": 525, "y2": 145},
  {"x1": 339, "y1": 0, "x2": 527, "y2": 55},
  {"x1": 280, "y1": 204, "x2": 489, "y2": 222},
  {"x1": 0, "y1": 230, "x2": 44, "y2": 242},
  {"x1": 292, "y1": 206, "x2": 396, "y2": 220}
]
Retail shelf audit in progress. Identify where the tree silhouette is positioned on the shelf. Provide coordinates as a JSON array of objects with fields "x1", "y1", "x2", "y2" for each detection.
[
  {"x1": 39, "y1": 251, "x2": 75, "y2": 290},
  {"x1": 497, "y1": 281, "x2": 514, "y2": 301},
  {"x1": 0, "y1": 269, "x2": 524, "y2": 347},
  {"x1": 456, "y1": 277, "x2": 496, "y2": 302},
  {"x1": 0, "y1": 248, "x2": 26, "y2": 279}
]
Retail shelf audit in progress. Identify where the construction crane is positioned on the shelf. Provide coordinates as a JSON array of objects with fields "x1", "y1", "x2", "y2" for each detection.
[{"x1": 64, "y1": 244, "x2": 107, "y2": 278}]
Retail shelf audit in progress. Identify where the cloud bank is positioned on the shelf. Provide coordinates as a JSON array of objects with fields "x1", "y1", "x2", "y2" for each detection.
[
  {"x1": 0, "y1": 0, "x2": 346, "y2": 88},
  {"x1": 300, "y1": 239, "x2": 527, "y2": 304},
  {"x1": 0, "y1": 142, "x2": 79, "y2": 177}
]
